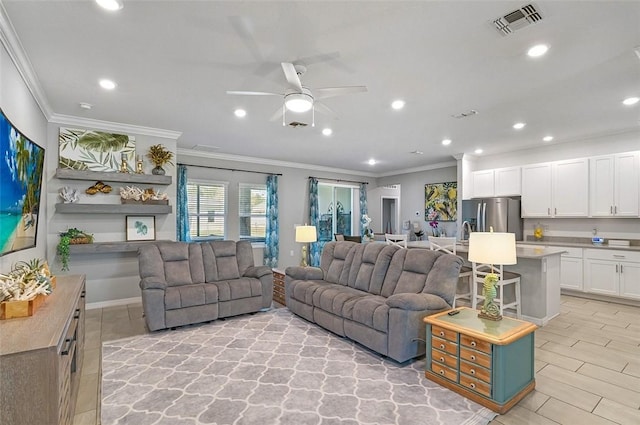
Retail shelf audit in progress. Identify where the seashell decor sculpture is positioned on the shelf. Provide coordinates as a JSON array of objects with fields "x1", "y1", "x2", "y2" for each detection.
[
  {"x1": 120, "y1": 186, "x2": 169, "y2": 203},
  {"x1": 58, "y1": 186, "x2": 79, "y2": 203},
  {"x1": 85, "y1": 181, "x2": 112, "y2": 195}
]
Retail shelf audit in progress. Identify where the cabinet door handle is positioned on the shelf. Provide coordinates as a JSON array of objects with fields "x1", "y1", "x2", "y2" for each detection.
[
  {"x1": 61, "y1": 338, "x2": 74, "y2": 356},
  {"x1": 554, "y1": 208, "x2": 557, "y2": 215},
  {"x1": 613, "y1": 255, "x2": 625, "y2": 259},
  {"x1": 440, "y1": 344, "x2": 445, "y2": 350},
  {"x1": 470, "y1": 341, "x2": 477, "y2": 347},
  {"x1": 620, "y1": 265, "x2": 623, "y2": 274},
  {"x1": 610, "y1": 206, "x2": 613, "y2": 214},
  {"x1": 547, "y1": 208, "x2": 551, "y2": 216},
  {"x1": 614, "y1": 206, "x2": 618, "y2": 214},
  {"x1": 616, "y1": 264, "x2": 619, "y2": 273},
  {"x1": 470, "y1": 355, "x2": 476, "y2": 361}
]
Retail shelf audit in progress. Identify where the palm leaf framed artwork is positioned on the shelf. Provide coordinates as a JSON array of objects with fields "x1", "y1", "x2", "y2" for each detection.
[
  {"x1": 58, "y1": 127, "x2": 135, "y2": 172},
  {"x1": 425, "y1": 181, "x2": 457, "y2": 221},
  {"x1": 126, "y1": 216, "x2": 156, "y2": 241}
]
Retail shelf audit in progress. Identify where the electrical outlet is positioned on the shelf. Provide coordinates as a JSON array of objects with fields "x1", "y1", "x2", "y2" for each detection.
[{"x1": 290, "y1": 250, "x2": 294, "y2": 256}]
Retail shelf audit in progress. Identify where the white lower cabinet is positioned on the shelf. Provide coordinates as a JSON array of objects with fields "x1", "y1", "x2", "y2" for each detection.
[
  {"x1": 559, "y1": 247, "x2": 583, "y2": 291},
  {"x1": 583, "y1": 249, "x2": 640, "y2": 300}
]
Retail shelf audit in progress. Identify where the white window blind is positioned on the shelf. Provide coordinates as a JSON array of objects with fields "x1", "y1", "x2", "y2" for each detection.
[
  {"x1": 239, "y1": 183, "x2": 267, "y2": 242},
  {"x1": 187, "y1": 181, "x2": 226, "y2": 240}
]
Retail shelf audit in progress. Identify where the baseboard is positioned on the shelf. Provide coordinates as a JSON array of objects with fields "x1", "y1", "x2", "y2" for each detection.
[
  {"x1": 86, "y1": 296, "x2": 142, "y2": 310},
  {"x1": 561, "y1": 290, "x2": 640, "y2": 308}
]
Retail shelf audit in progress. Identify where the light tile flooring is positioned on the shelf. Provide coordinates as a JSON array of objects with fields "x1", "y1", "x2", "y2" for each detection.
[{"x1": 74, "y1": 295, "x2": 640, "y2": 425}]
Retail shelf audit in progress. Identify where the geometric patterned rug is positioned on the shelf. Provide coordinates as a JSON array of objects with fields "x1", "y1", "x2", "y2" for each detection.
[{"x1": 101, "y1": 308, "x2": 497, "y2": 425}]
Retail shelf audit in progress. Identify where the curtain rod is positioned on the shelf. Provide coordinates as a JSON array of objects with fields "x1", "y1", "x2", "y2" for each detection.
[
  {"x1": 178, "y1": 163, "x2": 282, "y2": 176},
  {"x1": 309, "y1": 176, "x2": 368, "y2": 185}
]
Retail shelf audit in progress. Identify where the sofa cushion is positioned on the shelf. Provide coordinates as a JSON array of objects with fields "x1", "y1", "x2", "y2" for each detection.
[
  {"x1": 343, "y1": 295, "x2": 389, "y2": 332},
  {"x1": 213, "y1": 278, "x2": 262, "y2": 302},
  {"x1": 381, "y1": 249, "x2": 441, "y2": 297},
  {"x1": 321, "y1": 241, "x2": 358, "y2": 285},
  {"x1": 348, "y1": 244, "x2": 397, "y2": 294},
  {"x1": 311, "y1": 284, "x2": 368, "y2": 316},
  {"x1": 165, "y1": 283, "x2": 218, "y2": 310},
  {"x1": 289, "y1": 279, "x2": 326, "y2": 305}
]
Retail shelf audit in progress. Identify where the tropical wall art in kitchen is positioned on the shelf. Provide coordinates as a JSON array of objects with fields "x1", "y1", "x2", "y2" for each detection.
[
  {"x1": 0, "y1": 108, "x2": 45, "y2": 257},
  {"x1": 425, "y1": 181, "x2": 457, "y2": 222},
  {"x1": 58, "y1": 127, "x2": 135, "y2": 172}
]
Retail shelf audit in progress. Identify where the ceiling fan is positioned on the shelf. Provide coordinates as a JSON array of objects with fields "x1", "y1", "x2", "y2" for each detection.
[{"x1": 227, "y1": 62, "x2": 367, "y2": 125}]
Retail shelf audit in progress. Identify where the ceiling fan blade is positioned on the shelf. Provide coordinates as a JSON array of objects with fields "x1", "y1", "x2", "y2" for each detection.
[
  {"x1": 315, "y1": 86, "x2": 368, "y2": 100},
  {"x1": 226, "y1": 90, "x2": 282, "y2": 96},
  {"x1": 314, "y1": 101, "x2": 339, "y2": 120},
  {"x1": 229, "y1": 16, "x2": 264, "y2": 62},
  {"x1": 296, "y1": 51, "x2": 341, "y2": 66},
  {"x1": 281, "y1": 62, "x2": 303, "y2": 91},
  {"x1": 269, "y1": 106, "x2": 284, "y2": 122}
]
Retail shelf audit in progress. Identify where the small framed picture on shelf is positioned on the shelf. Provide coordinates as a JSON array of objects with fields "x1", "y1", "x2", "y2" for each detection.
[{"x1": 126, "y1": 215, "x2": 156, "y2": 241}]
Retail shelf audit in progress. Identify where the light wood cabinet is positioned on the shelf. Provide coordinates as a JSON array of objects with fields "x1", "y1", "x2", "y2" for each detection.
[
  {"x1": 0, "y1": 275, "x2": 86, "y2": 425},
  {"x1": 589, "y1": 153, "x2": 639, "y2": 217},
  {"x1": 424, "y1": 308, "x2": 537, "y2": 414}
]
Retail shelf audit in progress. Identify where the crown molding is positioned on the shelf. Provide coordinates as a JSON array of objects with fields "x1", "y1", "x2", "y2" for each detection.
[
  {"x1": 178, "y1": 148, "x2": 379, "y2": 178},
  {"x1": 0, "y1": 2, "x2": 52, "y2": 118},
  {"x1": 49, "y1": 113, "x2": 182, "y2": 140}
]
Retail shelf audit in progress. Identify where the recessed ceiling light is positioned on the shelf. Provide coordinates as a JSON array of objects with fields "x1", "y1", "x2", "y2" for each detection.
[
  {"x1": 368, "y1": 159, "x2": 377, "y2": 165},
  {"x1": 474, "y1": 148, "x2": 483, "y2": 155},
  {"x1": 234, "y1": 109, "x2": 246, "y2": 118},
  {"x1": 527, "y1": 44, "x2": 549, "y2": 57},
  {"x1": 622, "y1": 97, "x2": 639, "y2": 106},
  {"x1": 543, "y1": 136, "x2": 554, "y2": 142},
  {"x1": 391, "y1": 100, "x2": 405, "y2": 110},
  {"x1": 513, "y1": 122, "x2": 526, "y2": 130},
  {"x1": 99, "y1": 79, "x2": 116, "y2": 90},
  {"x1": 322, "y1": 128, "x2": 332, "y2": 136},
  {"x1": 441, "y1": 139, "x2": 452, "y2": 146},
  {"x1": 95, "y1": 0, "x2": 123, "y2": 11}
]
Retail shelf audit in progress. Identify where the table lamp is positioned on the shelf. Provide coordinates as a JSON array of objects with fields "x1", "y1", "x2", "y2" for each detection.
[
  {"x1": 468, "y1": 229, "x2": 516, "y2": 321},
  {"x1": 295, "y1": 225, "x2": 317, "y2": 267}
]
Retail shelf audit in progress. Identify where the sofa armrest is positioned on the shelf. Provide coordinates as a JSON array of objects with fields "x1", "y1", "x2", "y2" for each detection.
[
  {"x1": 386, "y1": 293, "x2": 450, "y2": 311},
  {"x1": 285, "y1": 266, "x2": 323, "y2": 280},
  {"x1": 140, "y1": 277, "x2": 167, "y2": 290},
  {"x1": 243, "y1": 265, "x2": 273, "y2": 279}
]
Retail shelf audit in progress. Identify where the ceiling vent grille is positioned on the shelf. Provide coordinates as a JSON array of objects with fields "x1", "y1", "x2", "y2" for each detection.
[
  {"x1": 288, "y1": 121, "x2": 308, "y2": 127},
  {"x1": 383, "y1": 185, "x2": 398, "y2": 190},
  {"x1": 493, "y1": 4, "x2": 542, "y2": 36}
]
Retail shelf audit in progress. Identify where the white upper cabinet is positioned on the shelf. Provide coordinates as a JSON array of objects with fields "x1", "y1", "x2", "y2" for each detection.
[
  {"x1": 521, "y1": 163, "x2": 553, "y2": 217},
  {"x1": 590, "y1": 152, "x2": 639, "y2": 217},
  {"x1": 494, "y1": 167, "x2": 521, "y2": 196},
  {"x1": 471, "y1": 167, "x2": 521, "y2": 198},
  {"x1": 553, "y1": 158, "x2": 589, "y2": 217},
  {"x1": 521, "y1": 159, "x2": 589, "y2": 218}
]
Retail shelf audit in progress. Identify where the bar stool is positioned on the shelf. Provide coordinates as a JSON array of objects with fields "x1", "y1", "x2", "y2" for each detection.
[
  {"x1": 385, "y1": 233, "x2": 407, "y2": 248},
  {"x1": 471, "y1": 262, "x2": 522, "y2": 319},
  {"x1": 428, "y1": 236, "x2": 473, "y2": 308}
]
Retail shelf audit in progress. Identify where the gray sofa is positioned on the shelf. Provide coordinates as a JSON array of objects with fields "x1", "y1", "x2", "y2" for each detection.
[
  {"x1": 285, "y1": 241, "x2": 463, "y2": 362},
  {"x1": 137, "y1": 240, "x2": 273, "y2": 331}
]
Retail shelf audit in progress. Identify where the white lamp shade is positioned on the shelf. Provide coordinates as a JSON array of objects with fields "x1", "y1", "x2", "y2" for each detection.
[
  {"x1": 295, "y1": 225, "x2": 317, "y2": 243},
  {"x1": 468, "y1": 232, "x2": 517, "y2": 265}
]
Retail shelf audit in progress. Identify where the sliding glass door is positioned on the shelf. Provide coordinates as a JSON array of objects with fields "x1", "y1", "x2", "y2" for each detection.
[{"x1": 318, "y1": 183, "x2": 355, "y2": 242}]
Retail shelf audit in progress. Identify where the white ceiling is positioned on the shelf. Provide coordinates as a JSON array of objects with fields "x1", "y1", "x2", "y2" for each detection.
[{"x1": 2, "y1": 1, "x2": 639, "y2": 175}]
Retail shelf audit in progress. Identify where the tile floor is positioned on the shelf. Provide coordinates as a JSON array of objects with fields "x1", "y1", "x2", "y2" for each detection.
[{"x1": 73, "y1": 295, "x2": 640, "y2": 425}]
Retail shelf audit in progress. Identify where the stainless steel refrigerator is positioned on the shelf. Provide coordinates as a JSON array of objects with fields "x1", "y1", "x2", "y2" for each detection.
[{"x1": 461, "y1": 197, "x2": 523, "y2": 240}]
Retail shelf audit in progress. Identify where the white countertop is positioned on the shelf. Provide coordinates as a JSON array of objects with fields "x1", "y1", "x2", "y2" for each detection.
[
  {"x1": 516, "y1": 240, "x2": 640, "y2": 252},
  {"x1": 407, "y1": 241, "x2": 567, "y2": 259}
]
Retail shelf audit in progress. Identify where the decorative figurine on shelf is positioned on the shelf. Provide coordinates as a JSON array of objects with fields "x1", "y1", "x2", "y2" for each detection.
[
  {"x1": 119, "y1": 152, "x2": 129, "y2": 173},
  {"x1": 147, "y1": 144, "x2": 174, "y2": 175},
  {"x1": 135, "y1": 154, "x2": 144, "y2": 174},
  {"x1": 58, "y1": 186, "x2": 79, "y2": 203}
]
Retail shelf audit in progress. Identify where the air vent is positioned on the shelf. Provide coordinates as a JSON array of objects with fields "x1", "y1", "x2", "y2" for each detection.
[
  {"x1": 288, "y1": 121, "x2": 308, "y2": 127},
  {"x1": 493, "y1": 4, "x2": 542, "y2": 36},
  {"x1": 451, "y1": 110, "x2": 478, "y2": 119},
  {"x1": 383, "y1": 185, "x2": 398, "y2": 190}
]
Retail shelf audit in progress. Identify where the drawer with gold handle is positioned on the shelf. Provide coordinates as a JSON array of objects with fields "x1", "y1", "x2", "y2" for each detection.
[
  {"x1": 431, "y1": 361, "x2": 457, "y2": 382},
  {"x1": 460, "y1": 346, "x2": 491, "y2": 369},
  {"x1": 460, "y1": 360, "x2": 491, "y2": 384},
  {"x1": 460, "y1": 374, "x2": 491, "y2": 398},
  {"x1": 432, "y1": 325, "x2": 457, "y2": 342},
  {"x1": 460, "y1": 334, "x2": 491, "y2": 354},
  {"x1": 432, "y1": 335, "x2": 458, "y2": 355},
  {"x1": 431, "y1": 349, "x2": 458, "y2": 369}
]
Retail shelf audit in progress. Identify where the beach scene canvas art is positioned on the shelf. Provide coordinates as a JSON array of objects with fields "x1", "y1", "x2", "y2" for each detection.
[{"x1": 0, "y1": 109, "x2": 45, "y2": 256}]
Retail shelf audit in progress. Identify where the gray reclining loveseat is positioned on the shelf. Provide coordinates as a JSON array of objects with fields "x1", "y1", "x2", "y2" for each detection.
[
  {"x1": 285, "y1": 241, "x2": 463, "y2": 362},
  {"x1": 137, "y1": 240, "x2": 273, "y2": 331}
]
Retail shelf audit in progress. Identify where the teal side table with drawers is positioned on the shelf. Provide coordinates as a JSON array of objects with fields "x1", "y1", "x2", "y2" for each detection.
[{"x1": 424, "y1": 307, "x2": 537, "y2": 414}]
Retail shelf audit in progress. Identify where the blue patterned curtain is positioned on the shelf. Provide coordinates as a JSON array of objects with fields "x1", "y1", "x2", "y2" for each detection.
[
  {"x1": 263, "y1": 175, "x2": 279, "y2": 267},
  {"x1": 176, "y1": 164, "x2": 190, "y2": 241},
  {"x1": 308, "y1": 177, "x2": 325, "y2": 267},
  {"x1": 359, "y1": 182, "x2": 369, "y2": 239}
]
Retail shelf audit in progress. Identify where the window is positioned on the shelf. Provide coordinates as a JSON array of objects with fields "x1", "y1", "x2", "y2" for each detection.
[
  {"x1": 317, "y1": 183, "x2": 357, "y2": 242},
  {"x1": 239, "y1": 183, "x2": 267, "y2": 243},
  {"x1": 187, "y1": 181, "x2": 226, "y2": 240}
]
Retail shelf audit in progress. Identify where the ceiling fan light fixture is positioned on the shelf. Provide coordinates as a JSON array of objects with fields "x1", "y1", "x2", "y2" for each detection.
[
  {"x1": 285, "y1": 93, "x2": 313, "y2": 113},
  {"x1": 95, "y1": 0, "x2": 123, "y2": 11}
]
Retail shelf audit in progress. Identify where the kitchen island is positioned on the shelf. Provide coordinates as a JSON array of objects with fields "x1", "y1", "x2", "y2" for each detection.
[{"x1": 408, "y1": 241, "x2": 565, "y2": 326}]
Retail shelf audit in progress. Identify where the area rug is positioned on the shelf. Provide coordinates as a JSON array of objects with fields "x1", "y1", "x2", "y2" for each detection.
[{"x1": 101, "y1": 309, "x2": 497, "y2": 425}]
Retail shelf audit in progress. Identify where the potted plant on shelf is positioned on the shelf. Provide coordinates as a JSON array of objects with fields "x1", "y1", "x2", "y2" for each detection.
[
  {"x1": 57, "y1": 228, "x2": 93, "y2": 271},
  {"x1": 147, "y1": 144, "x2": 174, "y2": 175}
]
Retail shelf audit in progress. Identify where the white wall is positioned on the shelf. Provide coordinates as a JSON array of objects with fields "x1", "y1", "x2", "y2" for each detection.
[{"x1": 0, "y1": 41, "x2": 48, "y2": 272}]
